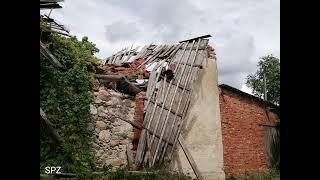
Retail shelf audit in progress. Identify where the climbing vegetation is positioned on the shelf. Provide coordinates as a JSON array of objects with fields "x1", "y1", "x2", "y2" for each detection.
[{"x1": 40, "y1": 18, "x2": 100, "y2": 176}]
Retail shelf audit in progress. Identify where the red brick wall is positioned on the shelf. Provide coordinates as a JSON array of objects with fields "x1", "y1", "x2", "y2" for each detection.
[
  {"x1": 132, "y1": 91, "x2": 145, "y2": 150},
  {"x1": 219, "y1": 88, "x2": 278, "y2": 178}
]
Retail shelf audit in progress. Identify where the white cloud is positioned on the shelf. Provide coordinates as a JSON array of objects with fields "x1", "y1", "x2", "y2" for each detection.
[{"x1": 45, "y1": 0, "x2": 279, "y2": 89}]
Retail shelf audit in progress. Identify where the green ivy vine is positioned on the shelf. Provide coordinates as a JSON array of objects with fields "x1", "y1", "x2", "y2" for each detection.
[{"x1": 40, "y1": 19, "x2": 100, "y2": 176}]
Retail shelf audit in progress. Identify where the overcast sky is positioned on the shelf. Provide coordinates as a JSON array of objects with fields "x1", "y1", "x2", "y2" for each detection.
[{"x1": 41, "y1": 0, "x2": 279, "y2": 93}]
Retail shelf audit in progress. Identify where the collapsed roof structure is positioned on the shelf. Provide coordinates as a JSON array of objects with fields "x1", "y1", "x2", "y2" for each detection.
[{"x1": 100, "y1": 35, "x2": 225, "y2": 180}]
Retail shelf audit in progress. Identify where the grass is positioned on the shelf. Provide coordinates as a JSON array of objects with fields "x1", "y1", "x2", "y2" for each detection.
[
  {"x1": 229, "y1": 170, "x2": 280, "y2": 180},
  {"x1": 40, "y1": 167, "x2": 192, "y2": 180}
]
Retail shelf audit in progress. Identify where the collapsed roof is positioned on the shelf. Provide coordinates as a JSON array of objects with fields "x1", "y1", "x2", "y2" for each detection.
[{"x1": 104, "y1": 35, "x2": 214, "y2": 174}]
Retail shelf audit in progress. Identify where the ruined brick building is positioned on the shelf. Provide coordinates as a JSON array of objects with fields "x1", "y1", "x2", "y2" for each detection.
[{"x1": 91, "y1": 35, "x2": 279, "y2": 179}]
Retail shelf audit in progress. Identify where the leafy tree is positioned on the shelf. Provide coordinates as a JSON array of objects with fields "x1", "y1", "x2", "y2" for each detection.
[
  {"x1": 246, "y1": 55, "x2": 280, "y2": 105},
  {"x1": 40, "y1": 19, "x2": 100, "y2": 176}
]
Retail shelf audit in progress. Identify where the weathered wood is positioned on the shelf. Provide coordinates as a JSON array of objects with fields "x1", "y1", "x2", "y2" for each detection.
[
  {"x1": 40, "y1": 108, "x2": 64, "y2": 148},
  {"x1": 151, "y1": 40, "x2": 199, "y2": 166},
  {"x1": 175, "y1": 62, "x2": 203, "y2": 68},
  {"x1": 145, "y1": 71, "x2": 157, "y2": 100},
  {"x1": 158, "y1": 78, "x2": 192, "y2": 92},
  {"x1": 136, "y1": 45, "x2": 164, "y2": 69},
  {"x1": 159, "y1": 39, "x2": 202, "y2": 164},
  {"x1": 126, "y1": 144, "x2": 134, "y2": 170},
  {"x1": 147, "y1": 100, "x2": 183, "y2": 118},
  {"x1": 168, "y1": 43, "x2": 183, "y2": 59},
  {"x1": 95, "y1": 74, "x2": 141, "y2": 95},
  {"x1": 179, "y1": 34, "x2": 211, "y2": 43},
  {"x1": 147, "y1": 41, "x2": 193, "y2": 166},
  {"x1": 168, "y1": 41, "x2": 208, "y2": 160},
  {"x1": 143, "y1": 61, "x2": 168, "y2": 111},
  {"x1": 159, "y1": 45, "x2": 174, "y2": 58},
  {"x1": 178, "y1": 136, "x2": 204, "y2": 180},
  {"x1": 52, "y1": 30, "x2": 71, "y2": 37},
  {"x1": 136, "y1": 77, "x2": 168, "y2": 165},
  {"x1": 40, "y1": 41, "x2": 65, "y2": 69}
]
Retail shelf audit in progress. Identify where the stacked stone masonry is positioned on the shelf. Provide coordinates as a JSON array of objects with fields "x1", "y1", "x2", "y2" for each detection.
[
  {"x1": 90, "y1": 82, "x2": 135, "y2": 169},
  {"x1": 90, "y1": 58, "x2": 149, "y2": 169}
]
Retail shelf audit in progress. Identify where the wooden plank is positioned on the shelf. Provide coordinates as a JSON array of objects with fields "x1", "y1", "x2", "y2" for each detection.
[
  {"x1": 144, "y1": 71, "x2": 162, "y2": 111},
  {"x1": 147, "y1": 42, "x2": 192, "y2": 160},
  {"x1": 159, "y1": 45, "x2": 175, "y2": 58},
  {"x1": 168, "y1": 40, "x2": 209, "y2": 161},
  {"x1": 126, "y1": 144, "x2": 134, "y2": 170},
  {"x1": 179, "y1": 34, "x2": 211, "y2": 43},
  {"x1": 175, "y1": 62, "x2": 202, "y2": 68},
  {"x1": 178, "y1": 136, "x2": 204, "y2": 180},
  {"x1": 140, "y1": 77, "x2": 168, "y2": 165},
  {"x1": 136, "y1": 42, "x2": 189, "y2": 166},
  {"x1": 135, "y1": 79, "x2": 168, "y2": 165},
  {"x1": 145, "y1": 71, "x2": 157, "y2": 99},
  {"x1": 151, "y1": 40, "x2": 200, "y2": 166},
  {"x1": 135, "y1": 45, "x2": 148, "y2": 59},
  {"x1": 150, "y1": 44, "x2": 183, "y2": 72},
  {"x1": 159, "y1": 40, "x2": 202, "y2": 164},
  {"x1": 40, "y1": 108, "x2": 64, "y2": 148},
  {"x1": 95, "y1": 74, "x2": 141, "y2": 95},
  {"x1": 179, "y1": 39, "x2": 208, "y2": 51},
  {"x1": 146, "y1": 45, "x2": 166, "y2": 61},
  {"x1": 168, "y1": 43, "x2": 183, "y2": 59},
  {"x1": 40, "y1": 41, "x2": 65, "y2": 69},
  {"x1": 148, "y1": 100, "x2": 183, "y2": 118},
  {"x1": 137, "y1": 45, "x2": 164, "y2": 69}
]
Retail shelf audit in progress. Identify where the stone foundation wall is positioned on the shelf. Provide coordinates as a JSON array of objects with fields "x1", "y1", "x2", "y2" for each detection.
[{"x1": 90, "y1": 81, "x2": 135, "y2": 169}]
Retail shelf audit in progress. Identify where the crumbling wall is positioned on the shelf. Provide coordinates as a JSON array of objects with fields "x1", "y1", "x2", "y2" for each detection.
[
  {"x1": 89, "y1": 58, "x2": 150, "y2": 169},
  {"x1": 219, "y1": 88, "x2": 279, "y2": 177},
  {"x1": 90, "y1": 80, "x2": 135, "y2": 168}
]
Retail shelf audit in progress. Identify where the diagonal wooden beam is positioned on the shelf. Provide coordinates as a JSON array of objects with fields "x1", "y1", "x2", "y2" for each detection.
[
  {"x1": 178, "y1": 136, "x2": 204, "y2": 180},
  {"x1": 40, "y1": 108, "x2": 64, "y2": 148},
  {"x1": 40, "y1": 41, "x2": 65, "y2": 69},
  {"x1": 179, "y1": 34, "x2": 212, "y2": 43},
  {"x1": 95, "y1": 74, "x2": 141, "y2": 95}
]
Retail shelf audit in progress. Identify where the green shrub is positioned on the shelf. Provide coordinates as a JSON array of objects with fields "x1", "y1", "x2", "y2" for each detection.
[{"x1": 40, "y1": 20, "x2": 100, "y2": 176}]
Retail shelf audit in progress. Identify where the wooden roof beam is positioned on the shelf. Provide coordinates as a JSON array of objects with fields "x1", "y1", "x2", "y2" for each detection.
[{"x1": 179, "y1": 34, "x2": 212, "y2": 43}]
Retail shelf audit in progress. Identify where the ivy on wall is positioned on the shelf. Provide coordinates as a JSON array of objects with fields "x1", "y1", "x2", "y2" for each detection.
[{"x1": 40, "y1": 19, "x2": 100, "y2": 176}]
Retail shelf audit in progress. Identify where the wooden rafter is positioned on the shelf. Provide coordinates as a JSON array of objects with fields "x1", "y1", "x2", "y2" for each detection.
[{"x1": 40, "y1": 41, "x2": 65, "y2": 69}]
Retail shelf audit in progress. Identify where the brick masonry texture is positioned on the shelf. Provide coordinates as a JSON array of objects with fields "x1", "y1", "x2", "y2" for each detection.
[
  {"x1": 219, "y1": 87, "x2": 278, "y2": 178},
  {"x1": 133, "y1": 91, "x2": 145, "y2": 150},
  {"x1": 114, "y1": 58, "x2": 147, "y2": 78}
]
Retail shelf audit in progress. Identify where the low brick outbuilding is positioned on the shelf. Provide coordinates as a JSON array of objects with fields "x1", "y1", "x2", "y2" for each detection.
[{"x1": 219, "y1": 84, "x2": 280, "y2": 178}]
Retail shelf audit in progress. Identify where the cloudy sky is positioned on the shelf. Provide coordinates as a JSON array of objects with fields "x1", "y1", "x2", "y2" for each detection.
[{"x1": 41, "y1": 0, "x2": 279, "y2": 93}]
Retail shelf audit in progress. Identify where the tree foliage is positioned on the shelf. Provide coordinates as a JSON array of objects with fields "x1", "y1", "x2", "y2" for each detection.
[
  {"x1": 40, "y1": 19, "x2": 100, "y2": 176},
  {"x1": 246, "y1": 55, "x2": 280, "y2": 105}
]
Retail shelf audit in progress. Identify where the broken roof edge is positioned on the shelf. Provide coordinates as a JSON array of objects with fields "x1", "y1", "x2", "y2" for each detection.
[
  {"x1": 219, "y1": 84, "x2": 280, "y2": 115},
  {"x1": 179, "y1": 34, "x2": 212, "y2": 43}
]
